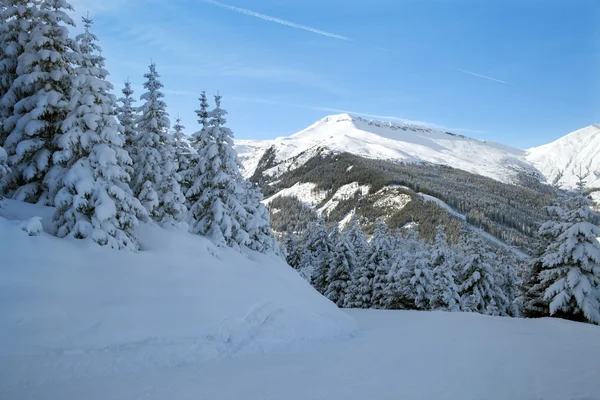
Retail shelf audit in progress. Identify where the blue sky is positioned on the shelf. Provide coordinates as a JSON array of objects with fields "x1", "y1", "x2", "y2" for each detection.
[{"x1": 70, "y1": 0, "x2": 599, "y2": 148}]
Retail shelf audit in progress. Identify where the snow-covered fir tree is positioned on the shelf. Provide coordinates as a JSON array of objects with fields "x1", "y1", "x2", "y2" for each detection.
[
  {"x1": 458, "y1": 235, "x2": 508, "y2": 316},
  {"x1": 115, "y1": 79, "x2": 138, "y2": 162},
  {"x1": 0, "y1": 145, "x2": 9, "y2": 207},
  {"x1": 171, "y1": 115, "x2": 194, "y2": 196},
  {"x1": 242, "y1": 180, "x2": 278, "y2": 254},
  {"x1": 534, "y1": 193, "x2": 600, "y2": 324},
  {"x1": 345, "y1": 223, "x2": 375, "y2": 309},
  {"x1": 132, "y1": 62, "x2": 186, "y2": 225},
  {"x1": 496, "y1": 252, "x2": 520, "y2": 316},
  {"x1": 325, "y1": 227, "x2": 355, "y2": 307},
  {"x1": 301, "y1": 219, "x2": 334, "y2": 293},
  {"x1": 343, "y1": 216, "x2": 369, "y2": 267},
  {"x1": 521, "y1": 254, "x2": 549, "y2": 318},
  {"x1": 187, "y1": 94, "x2": 248, "y2": 248},
  {"x1": 1, "y1": 0, "x2": 77, "y2": 204},
  {"x1": 281, "y1": 231, "x2": 302, "y2": 270},
  {"x1": 429, "y1": 227, "x2": 461, "y2": 311},
  {"x1": 52, "y1": 15, "x2": 145, "y2": 250},
  {"x1": 369, "y1": 221, "x2": 394, "y2": 308}
]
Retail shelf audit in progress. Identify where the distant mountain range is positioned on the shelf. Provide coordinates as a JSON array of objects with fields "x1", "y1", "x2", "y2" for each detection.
[
  {"x1": 234, "y1": 114, "x2": 600, "y2": 256},
  {"x1": 235, "y1": 113, "x2": 600, "y2": 190}
]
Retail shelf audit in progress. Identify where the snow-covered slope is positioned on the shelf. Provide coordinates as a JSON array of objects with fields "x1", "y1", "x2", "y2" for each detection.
[
  {"x1": 0, "y1": 200, "x2": 356, "y2": 390},
  {"x1": 235, "y1": 114, "x2": 539, "y2": 183},
  {"x1": 527, "y1": 124, "x2": 600, "y2": 189},
  {"x1": 7, "y1": 310, "x2": 600, "y2": 400}
]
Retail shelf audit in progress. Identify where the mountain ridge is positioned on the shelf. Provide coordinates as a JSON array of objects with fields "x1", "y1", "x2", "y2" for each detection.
[{"x1": 235, "y1": 113, "x2": 600, "y2": 191}]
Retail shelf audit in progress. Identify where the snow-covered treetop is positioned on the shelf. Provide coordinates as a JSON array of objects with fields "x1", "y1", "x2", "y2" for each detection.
[{"x1": 137, "y1": 62, "x2": 170, "y2": 137}]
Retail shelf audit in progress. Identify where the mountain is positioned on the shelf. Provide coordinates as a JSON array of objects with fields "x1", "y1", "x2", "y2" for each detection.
[
  {"x1": 234, "y1": 114, "x2": 598, "y2": 256},
  {"x1": 527, "y1": 124, "x2": 600, "y2": 190},
  {"x1": 235, "y1": 113, "x2": 542, "y2": 184}
]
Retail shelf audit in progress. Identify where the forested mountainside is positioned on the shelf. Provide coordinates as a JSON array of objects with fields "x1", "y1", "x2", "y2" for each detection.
[{"x1": 253, "y1": 150, "x2": 557, "y2": 254}]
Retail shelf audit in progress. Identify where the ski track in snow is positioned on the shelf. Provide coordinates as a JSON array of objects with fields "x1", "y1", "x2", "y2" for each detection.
[{"x1": 3, "y1": 310, "x2": 600, "y2": 400}]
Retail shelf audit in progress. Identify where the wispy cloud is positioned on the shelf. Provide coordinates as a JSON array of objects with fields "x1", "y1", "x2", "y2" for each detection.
[
  {"x1": 200, "y1": 0, "x2": 351, "y2": 41},
  {"x1": 448, "y1": 66, "x2": 508, "y2": 85}
]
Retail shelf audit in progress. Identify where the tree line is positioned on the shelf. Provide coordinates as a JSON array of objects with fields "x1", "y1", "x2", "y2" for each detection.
[
  {"x1": 0, "y1": 1, "x2": 277, "y2": 254},
  {"x1": 282, "y1": 187, "x2": 600, "y2": 325}
]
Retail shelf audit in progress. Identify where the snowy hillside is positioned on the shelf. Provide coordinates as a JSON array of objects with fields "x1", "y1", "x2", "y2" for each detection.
[
  {"x1": 0, "y1": 200, "x2": 356, "y2": 391},
  {"x1": 527, "y1": 124, "x2": 600, "y2": 190},
  {"x1": 235, "y1": 113, "x2": 539, "y2": 183},
  {"x1": 5, "y1": 309, "x2": 600, "y2": 400}
]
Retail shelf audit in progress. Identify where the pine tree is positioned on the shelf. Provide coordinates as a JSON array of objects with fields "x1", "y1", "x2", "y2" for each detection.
[
  {"x1": 1, "y1": 0, "x2": 77, "y2": 204},
  {"x1": 187, "y1": 94, "x2": 248, "y2": 248},
  {"x1": 458, "y1": 235, "x2": 508, "y2": 316},
  {"x1": 115, "y1": 79, "x2": 138, "y2": 161},
  {"x1": 430, "y1": 227, "x2": 461, "y2": 311},
  {"x1": 535, "y1": 193, "x2": 600, "y2": 324},
  {"x1": 325, "y1": 227, "x2": 355, "y2": 307},
  {"x1": 184, "y1": 91, "x2": 209, "y2": 206},
  {"x1": 52, "y1": 15, "x2": 145, "y2": 250},
  {"x1": 132, "y1": 62, "x2": 186, "y2": 225},
  {"x1": 369, "y1": 221, "x2": 393, "y2": 308}
]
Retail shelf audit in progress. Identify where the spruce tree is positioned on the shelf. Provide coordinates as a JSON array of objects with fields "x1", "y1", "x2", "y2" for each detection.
[
  {"x1": 187, "y1": 94, "x2": 248, "y2": 248},
  {"x1": 458, "y1": 235, "x2": 508, "y2": 316},
  {"x1": 325, "y1": 227, "x2": 355, "y2": 307},
  {"x1": 369, "y1": 221, "x2": 393, "y2": 308},
  {"x1": 242, "y1": 180, "x2": 278, "y2": 254},
  {"x1": 302, "y1": 219, "x2": 334, "y2": 293},
  {"x1": 115, "y1": 79, "x2": 138, "y2": 161},
  {"x1": 132, "y1": 62, "x2": 186, "y2": 225},
  {"x1": 430, "y1": 227, "x2": 461, "y2": 311},
  {"x1": 535, "y1": 194, "x2": 600, "y2": 324},
  {"x1": 281, "y1": 231, "x2": 302, "y2": 270},
  {"x1": 0, "y1": 145, "x2": 9, "y2": 207},
  {"x1": 1, "y1": 0, "x2": 77, "y2": 204},
  {"x1": 521, "y1": 255, "x2": 549, "y2": 318},
  {"x1": 52, "y1": 15, "x2": 145, "y2": 250},
  {"x1": 171, "y1": 115, "x2": 194, "y2": 197},
  {"x1": 343, "y1": 216, "x2": 369, "y2": 267}
]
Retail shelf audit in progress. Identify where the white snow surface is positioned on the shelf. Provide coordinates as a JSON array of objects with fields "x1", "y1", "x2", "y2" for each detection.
[
  {"x1": 235, "y1": 114, "x2": 538, "y2": 184},
  {"x1": 527, "y1": 124, "x2": 600, "y2": 189},
  {"x1": 0, "y1": 200, "x2": 356, "y2": 393},
  {"x1": 373, "y1": 187, "x2": 412, "y2": 210},
  {"x1": 263, "y1": 182, "x2": 327, "y2": 207},
  {"x1": 4, "y1": 309, "x2": 600, "y2": 400},
  {"x1": 318, "y1": 182, "x2": 369, "y2": 216}
]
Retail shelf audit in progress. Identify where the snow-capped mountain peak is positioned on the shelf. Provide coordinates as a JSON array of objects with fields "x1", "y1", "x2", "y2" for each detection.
[
  {"x1": 527, "y1": 124, "x2": 600, "y2": 189},
  {"x1": 236, "y1": 113, "x2": 539, "y2": 184}
]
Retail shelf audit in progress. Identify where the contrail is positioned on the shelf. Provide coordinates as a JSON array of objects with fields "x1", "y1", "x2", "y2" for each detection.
[
  {"x1": 201, "y1": 0, "x2": 351, "y2": 41},
  {"x1": 450, "y1": 67, "x2": 508, "y2": 84}
]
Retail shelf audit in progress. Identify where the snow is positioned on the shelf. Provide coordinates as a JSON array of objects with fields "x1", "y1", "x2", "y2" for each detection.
[
  {"x1": 0, "y1": 200, "x2": 356, "y2": 393},
  {"x1": 338, "y1": 209, "x2": 356, "y2": 230},
  {"x1": 263, "y1": 182, "x2": 327, "y2": 207},
  {"x1": 4, "y1": 309, "x2": 600, "y2": 400},
  {"x1": 527, "y1": 124, "x2": 600, "y2": 189},
  {"x1": 236, "y1": 114, "x2": 539, "y2": 184},
  {"x1": 234, "y1": 139, "x2": 273, "y2": 178},
  {"x1": 317, "y1": 182, "x2": 369, "y2": 215},
  {"x1": 419, "y1": 192, "x2": 529, "y2": 260},
  {"x1": 372, "y1": 186, "x2": 412, "y2": 210},
  {"x1": 420, "y1": 192, "x2": 466, "y2": 220}
]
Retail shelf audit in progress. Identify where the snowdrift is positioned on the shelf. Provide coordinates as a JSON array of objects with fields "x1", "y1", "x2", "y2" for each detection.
[{"x1": 0, "y1": 200, "x2": 356, "y2": 388}]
